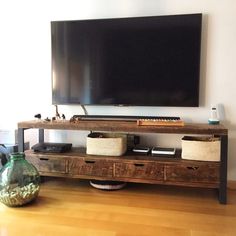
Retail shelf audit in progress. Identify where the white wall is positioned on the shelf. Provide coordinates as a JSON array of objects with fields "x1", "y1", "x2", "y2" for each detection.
[{"x1": 0, "y1": 0, "x2": 236, "y2": 179}]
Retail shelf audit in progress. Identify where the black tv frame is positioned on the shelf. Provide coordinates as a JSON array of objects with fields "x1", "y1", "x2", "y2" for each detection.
[{"x1": 51, "y1": 13, "x2": 202, "y2": 107}]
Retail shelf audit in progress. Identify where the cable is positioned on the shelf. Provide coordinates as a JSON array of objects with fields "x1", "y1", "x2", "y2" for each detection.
[{"x1": 81, "y1": 105, "x2": 88, "y2": 115}]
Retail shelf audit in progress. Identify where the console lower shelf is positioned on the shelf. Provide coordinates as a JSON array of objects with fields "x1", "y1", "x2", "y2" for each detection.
[{"x1": 25, "y1": 149, "x2": 220, "y2": 188}]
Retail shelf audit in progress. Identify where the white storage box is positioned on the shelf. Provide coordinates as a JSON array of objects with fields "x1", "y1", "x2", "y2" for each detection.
[
  {"x1": 86, "y1": 132, "x2": 127, "y2": 156},
  {"x1": 181, "y1": 136, "x2": 220, "y2": 161}
]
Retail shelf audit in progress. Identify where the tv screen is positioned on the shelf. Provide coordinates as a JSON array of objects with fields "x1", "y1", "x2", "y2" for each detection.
[{"x1": 51, "y1": 13, "x2": 202, "y2": 106}]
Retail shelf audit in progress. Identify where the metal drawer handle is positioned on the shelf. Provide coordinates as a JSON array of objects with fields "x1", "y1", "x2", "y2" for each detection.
[
  {"x1": 85, "y1": 160, "x2": 96, "y2": 164},
  {"x1": 134, "y1": 163, "x2": 145, "y2": 167},
  {"x1": 187, "y1": 166, "x2": 199, "y2": 170},
  {"x1": 39, "y1": 158, "x2": 49, "y2": 161}
]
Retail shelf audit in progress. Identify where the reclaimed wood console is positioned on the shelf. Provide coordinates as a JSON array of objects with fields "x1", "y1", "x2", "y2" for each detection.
[{"x1": 17, "y1": 120, "x2": 228, "y2": 204}]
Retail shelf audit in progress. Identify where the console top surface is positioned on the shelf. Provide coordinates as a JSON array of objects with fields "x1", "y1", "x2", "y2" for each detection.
[{"x1": 18, "y1": 119, "x2": 227, "y2": 135}]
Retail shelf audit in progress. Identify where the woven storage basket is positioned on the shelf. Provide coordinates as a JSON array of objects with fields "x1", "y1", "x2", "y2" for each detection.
[
  {"x1": 181, "y1": 136, "x2": 220, "y2": 161},
  {"x1": 86, "y1": 132, "x2": 127, "y2": 156}
]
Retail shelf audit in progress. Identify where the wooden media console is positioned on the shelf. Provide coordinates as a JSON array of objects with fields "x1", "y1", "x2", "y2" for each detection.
[{"x1": 17, "y1": 120, "x2": 228, "y2": 204}]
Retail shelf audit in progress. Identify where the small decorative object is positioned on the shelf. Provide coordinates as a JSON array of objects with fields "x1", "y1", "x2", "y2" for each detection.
[
  {"x1": 208, "y1": 107, "x2": 220, "y2": 125},
  {"x1": 0, "y1": 152, "x2": 40, "y2": 207},
  {"x1": 55, "y1": 105, "x2": 61, "y2": 119},
  {"x1": 34, "y1": 113, "x2": 41, "y2": 119},
  {"x1": 69, "y1": 115, "x2": 79, "y2": 122}
]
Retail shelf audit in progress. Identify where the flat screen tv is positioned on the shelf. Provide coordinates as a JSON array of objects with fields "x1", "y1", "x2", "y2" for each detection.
[{"x1": 51, "y1": 13, "x2": 202, "y2": 106}]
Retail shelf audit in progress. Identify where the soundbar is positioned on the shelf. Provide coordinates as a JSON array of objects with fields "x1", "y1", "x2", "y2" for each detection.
[{"x1": 71, "y1": 115, "x2": 181, "y2": 121}]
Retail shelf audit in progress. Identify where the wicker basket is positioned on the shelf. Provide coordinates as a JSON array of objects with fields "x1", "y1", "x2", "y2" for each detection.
[
  {"x1": 181, "y1": 136, "x2": 220, "y2": 161},
  {"x1": 86, "y1": 132, "x2": 127, "y2": 156}
]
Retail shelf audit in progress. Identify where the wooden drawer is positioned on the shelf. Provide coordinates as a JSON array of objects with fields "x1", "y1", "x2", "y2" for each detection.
[
  {"x1": 165, "y1": 162, "x2": 220, "y2": 183},
  {"x1": 26, "y1": 155, "x2": 67, "y2": 174},
  {"x1": 68, "y1": 158, "x2": 113, "y2": 177},
  {"x1": 114, "y1": 162, "x2": 164, "y2": 180}
]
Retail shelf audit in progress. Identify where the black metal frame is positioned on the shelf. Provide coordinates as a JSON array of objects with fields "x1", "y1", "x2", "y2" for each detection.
[{"x1": 219, "y1": 134, "x2": 228, "y2": 204}]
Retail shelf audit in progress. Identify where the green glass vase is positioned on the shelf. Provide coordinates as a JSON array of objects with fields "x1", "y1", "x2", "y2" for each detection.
[{"x1": 0, "y1": 152, "x2": 40, "y2": 207}]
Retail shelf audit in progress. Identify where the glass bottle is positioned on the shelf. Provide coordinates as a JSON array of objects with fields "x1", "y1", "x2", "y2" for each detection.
[{"x1": 0, "y1": 152, "x2": 40, "y2": 207}]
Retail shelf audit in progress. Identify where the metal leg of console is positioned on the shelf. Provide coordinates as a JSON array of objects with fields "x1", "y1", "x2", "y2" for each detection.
[
  {"x1": 18, "y1": 128, "x2": 25, "y2": 152},
  {"x1": 39, "y1": 129, "x2": 44, "y2": 143},
  {"x1": 219, "y1": 135, "x2": 228, "y2": 204},
  {"x1": 18, "y1": 128, "x2": 44, "y2": 152}
]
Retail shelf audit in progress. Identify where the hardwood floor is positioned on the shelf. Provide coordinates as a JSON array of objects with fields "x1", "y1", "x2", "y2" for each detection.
[{"x1": 0, "y1": 178, "x2": 236, "y2": 236}]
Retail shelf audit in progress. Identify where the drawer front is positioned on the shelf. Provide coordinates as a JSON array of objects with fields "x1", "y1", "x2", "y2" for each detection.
[
  {"x1": 26, "y1": 156, "x2": 67, "y2": 173},
  {"x1": 69, "y1": 158, "x2": 113, "y2": 177},
  {"x1": 165, "y1": 163, "x2": 220, "y2": 183},
  {"x1": 114, "y1": 162, "x2": 164, "y2": 180}
]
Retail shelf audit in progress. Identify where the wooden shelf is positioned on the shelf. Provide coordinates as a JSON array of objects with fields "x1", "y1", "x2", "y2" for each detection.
[
  {"x1": 18, "y1": 120, "x2": 227, "y2": 135},
  {"x1": 25, "y1": 148, "x2": 183, "y2": 162}
]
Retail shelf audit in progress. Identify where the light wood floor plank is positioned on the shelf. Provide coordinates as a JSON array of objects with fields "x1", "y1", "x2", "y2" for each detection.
[{"x1": 0, "y1": 178, "x2": 236, "y2": 236}]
